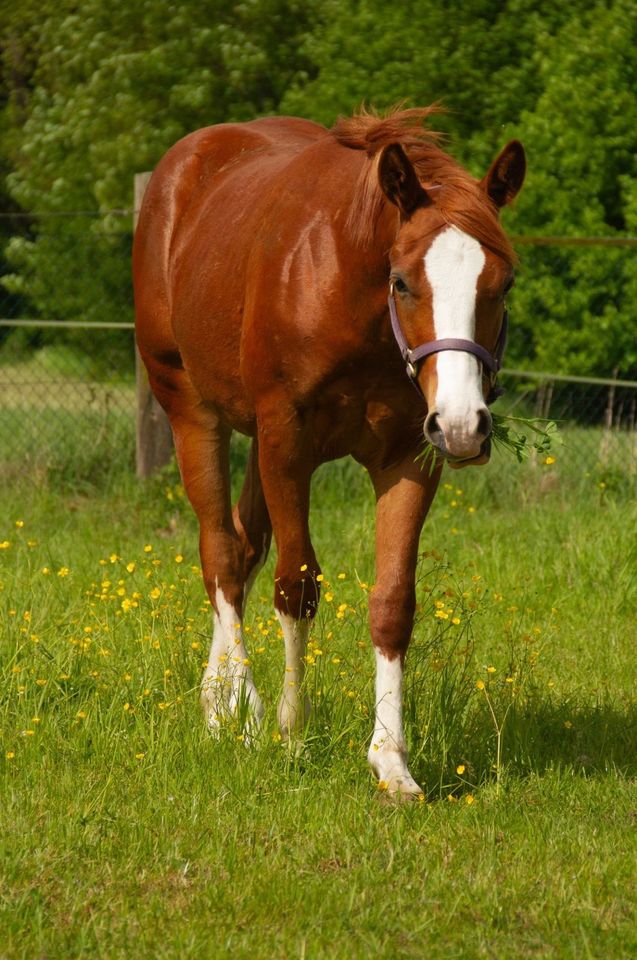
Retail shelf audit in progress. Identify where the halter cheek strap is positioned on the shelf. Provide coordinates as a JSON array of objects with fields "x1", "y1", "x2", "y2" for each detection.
[{"x1": 387, "y1": 283, "x2": 508, "y2": 405}]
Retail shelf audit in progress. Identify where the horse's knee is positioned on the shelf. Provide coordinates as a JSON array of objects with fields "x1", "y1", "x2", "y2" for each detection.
[{"x1": 369, "y1": 584, "x2": 415, "y2": 658}]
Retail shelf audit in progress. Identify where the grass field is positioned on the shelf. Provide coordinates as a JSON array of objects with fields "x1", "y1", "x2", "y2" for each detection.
[{"x1": 1, "y1": 443, "x2": 637, "y2": 959}]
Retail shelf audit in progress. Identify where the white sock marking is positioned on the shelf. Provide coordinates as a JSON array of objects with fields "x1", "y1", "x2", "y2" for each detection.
[
  {"x1": 368, "y1": 648, "x2": 422, "y2": 796},
  {"x1": 201, "y1": 586, "x2": 264, "y2": 731},
  {"x1": 276, "y1": 611, "x2": 310, "y2": 737}
]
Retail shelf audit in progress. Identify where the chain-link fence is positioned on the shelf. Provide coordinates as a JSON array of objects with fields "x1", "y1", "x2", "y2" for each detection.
[
  {"x1": 0, "y1": 320, "x2": 135, "y2": 484},
  {"x1": 1, "y1": 319, "x2": 635, "y2": 490},
  {"x1": 1, "y1": 211, "x2": 636, "y2": 488},
  {"x1": 494, "y1": 370, "x2": 637, "y2": 492}
]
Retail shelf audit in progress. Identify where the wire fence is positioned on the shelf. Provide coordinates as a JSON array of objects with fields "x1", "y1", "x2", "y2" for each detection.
[
  {"x1": 1, "y1": 211, "x2": 636, "y2": 489},
  {"x1": 1, "y1": 319, "x2": 635, "y2": 491},
  {"x1": 0, "y1": 321, "x2": 135, "y2": 485}
]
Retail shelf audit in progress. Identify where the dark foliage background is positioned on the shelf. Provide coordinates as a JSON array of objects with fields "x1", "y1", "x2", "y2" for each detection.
[{"x1": 1, "y1": 0, "x2": 636, "y2": 376}]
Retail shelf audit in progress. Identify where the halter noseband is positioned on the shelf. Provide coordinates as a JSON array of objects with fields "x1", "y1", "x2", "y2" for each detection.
[{"x1": 387, "y1": 279, "x2": 508, "y2": 405}]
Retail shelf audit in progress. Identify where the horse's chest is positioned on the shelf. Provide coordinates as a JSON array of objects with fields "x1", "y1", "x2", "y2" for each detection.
[
  {"x1": 312, "y1": 388, "x2": 366, "y2": 461},
  {"x1": 312, "y1": 382, "x2": 423, "y2": 466}
]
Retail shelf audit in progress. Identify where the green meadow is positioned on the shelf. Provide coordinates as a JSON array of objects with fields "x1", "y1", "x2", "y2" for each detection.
[{"x1": 1, "y1": 440, "x2": 636, "y2": 959}]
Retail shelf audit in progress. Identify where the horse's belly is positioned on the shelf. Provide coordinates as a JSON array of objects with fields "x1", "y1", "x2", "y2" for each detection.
[{"x1": 181, "y1": 340, "x2": 257, "y2": 436}]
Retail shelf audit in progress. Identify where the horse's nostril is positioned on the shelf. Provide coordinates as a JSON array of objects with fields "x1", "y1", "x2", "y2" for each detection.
[
  {"x1": 425, "y1": 411, "x2": 447, "y2": 454},
  {"x1": 476, "y1": 408, "x2": 492, "y2": 438},
  {"x1": 426, "y1": 411, "x2": 441, "y2": 437}
]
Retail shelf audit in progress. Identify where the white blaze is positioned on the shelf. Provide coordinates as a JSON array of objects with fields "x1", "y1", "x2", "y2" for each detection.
[{"x1": 424, "y1": 225, "x2": 486, "y2": 442}]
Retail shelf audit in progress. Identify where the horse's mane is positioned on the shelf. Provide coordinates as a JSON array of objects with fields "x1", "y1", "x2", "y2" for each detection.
[{"x1": 330, "y1": 105, "x2": 515, "y2": 263}]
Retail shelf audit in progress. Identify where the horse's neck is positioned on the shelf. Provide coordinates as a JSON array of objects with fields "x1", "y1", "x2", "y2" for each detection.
[{"x1": 344, "y1": 198, "x2": 398, "y2": 303}]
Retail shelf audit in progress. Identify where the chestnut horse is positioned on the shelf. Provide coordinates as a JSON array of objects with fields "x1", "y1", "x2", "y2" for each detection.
[{"x1": 133, "y1": 107, "x2": 525, "y2": 797}]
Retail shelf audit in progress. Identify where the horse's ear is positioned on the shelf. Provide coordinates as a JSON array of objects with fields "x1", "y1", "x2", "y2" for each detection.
[
  {"x1": 481, "y1": 140, "x2": 526, "y2": 209},
  {"x1": 378, "y1": 143, "x2": 429, "y2": 217}
]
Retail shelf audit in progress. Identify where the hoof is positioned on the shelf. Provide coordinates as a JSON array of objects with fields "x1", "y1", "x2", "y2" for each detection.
[
  {"x1": 201, "y1": 669, "x2": 264, "y2": 739},
  {"x1": 279, "y1": 737, "x2": 306, "y2": 760},
  {"x1": 277, "y1": 694, "x2": 311, "y2": 741},
  {"x1": 376, "y1": 775, "x2": 425, "y2": 803},
  {"x1": 201, "y1": 695, "x2": 224, "y2": 737},
  {"x1": 201, "y1": 684, "x2": 222, "y2": 731},
  {"x1": 369, "y1": 746, "x2": 423, "y2": 801}
]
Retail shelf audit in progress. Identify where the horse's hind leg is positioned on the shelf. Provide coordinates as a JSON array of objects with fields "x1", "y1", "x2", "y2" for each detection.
[
  {"x1": 147, "y1": 366, "x2": 265, "y2": 730},
  {"x1": 190, "y1": 429, "x2": 267, "y2": 731},
  {"x1": 255, "y1": 401, "x2": 317, "y2": 739},
  {"x1": 232, "y1": 438, "x2": 272, "y2": 614}
]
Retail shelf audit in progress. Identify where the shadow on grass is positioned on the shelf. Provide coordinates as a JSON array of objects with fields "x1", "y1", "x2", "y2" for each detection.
[
  {"x1": 505, "y1": 696, "x2": 637, "y2": 775},
  {"x1": 413, "y1": 694, "x2": 637, "y2": 799}
]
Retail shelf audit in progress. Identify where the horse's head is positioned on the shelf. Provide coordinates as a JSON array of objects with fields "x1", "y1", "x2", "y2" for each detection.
[{"x1": 379, "y1": 140, "x2": 525, "y2": 467}]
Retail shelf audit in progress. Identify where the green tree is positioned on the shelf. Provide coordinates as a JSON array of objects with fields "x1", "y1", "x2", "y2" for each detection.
[
  {"x1": 1, "y1": 0, "x2": 321, "y2": 326},
  {"x1": 2, "y1": 0, "x2": 635, "y2": 379},
  {"x1": 503, "y1": 0, "x2": 637, "y2": 377},
  {"x1": 282, "y1": 0, "x2": 637, "y2": 377}
]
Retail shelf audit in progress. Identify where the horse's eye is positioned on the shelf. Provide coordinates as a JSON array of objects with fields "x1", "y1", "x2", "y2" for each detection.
[
  {"x1": 503, "y1": 276, "x2": 515, "y2": 297},
  {"x1": 392, "y1": 276, "x2": 409, "y2": 294}
]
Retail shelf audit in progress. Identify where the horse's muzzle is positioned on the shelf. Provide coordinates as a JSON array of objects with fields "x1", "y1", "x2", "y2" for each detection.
[
  {"x1": 446, "y1": 436, "x2": 492, "y2": 469},
  {"x1": 424, "y1": 407, "x2": 492, "y2": 466}
]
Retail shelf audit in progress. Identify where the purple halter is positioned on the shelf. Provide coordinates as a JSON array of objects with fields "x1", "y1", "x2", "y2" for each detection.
[{"x1": 387, "y1": 280, "x2": 508, "y2": 405}]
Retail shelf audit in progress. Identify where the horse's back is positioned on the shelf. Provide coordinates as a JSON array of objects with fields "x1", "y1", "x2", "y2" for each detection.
[{"x1": 134, "y1": 116, "x2": 324, "y2": 287}]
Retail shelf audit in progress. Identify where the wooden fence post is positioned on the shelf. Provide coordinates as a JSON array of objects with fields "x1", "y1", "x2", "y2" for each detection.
[{"x1": 134, "y1": 171, "x2": 174, "y2": 478}]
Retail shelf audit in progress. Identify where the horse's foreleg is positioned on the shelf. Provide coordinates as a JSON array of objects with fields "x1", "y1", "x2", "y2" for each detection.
[
  {"x1": 366, "y1": 455, "x2": 442, "y2": 798},
  {"x1": 256, "y1": 406, "x2": 318, "y2": 739}
]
